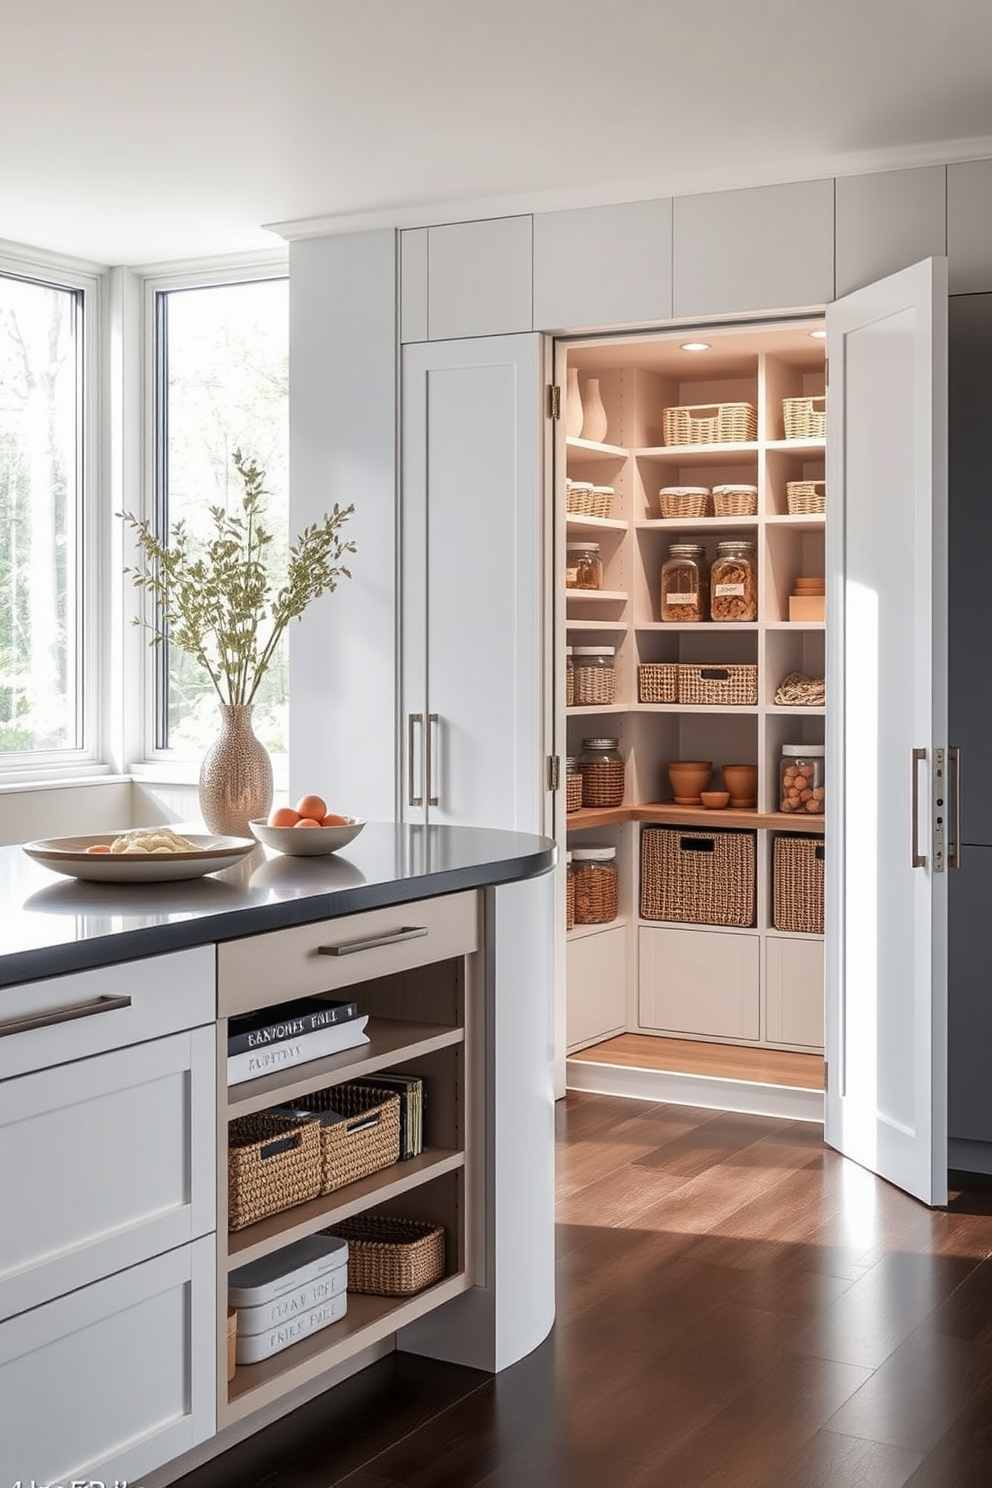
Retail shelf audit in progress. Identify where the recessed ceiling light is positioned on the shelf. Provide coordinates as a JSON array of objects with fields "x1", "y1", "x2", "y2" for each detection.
[
  {"x1": 809, "y1": 329, "x2": 826, "y2": 339},
  {"x1": 681, "y1": 341, "x2": 710, "y2": 352}
]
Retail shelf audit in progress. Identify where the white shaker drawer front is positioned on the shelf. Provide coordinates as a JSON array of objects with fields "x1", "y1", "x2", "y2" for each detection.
[
  {"x1": 218, "y1": 890, "x2": 480, "y2": 1017},
  {"x1": 0, "y1": 1234, "x2": 216, "y2": 1484},
  {"x1": 765, "y1": 936, "x2": 825, "y2": 1049},
  {"x1": 0, "y1": 1025, "x2": 216, "y2": 1320},
  {"x1": 638, "y1": 926, "x2": 760, "y2": 1042},
  {"x1": 0, "y1": 944, "x2": 215, "y2": 1080}
]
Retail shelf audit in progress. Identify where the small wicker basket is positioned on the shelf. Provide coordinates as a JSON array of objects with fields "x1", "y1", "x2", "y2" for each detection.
[
  {"x1": 663, "y1": 403, "x2": 757, "y2": 446},
  {"x1": 296, "y1": 1083, "x2": 402, "y2": 1195},
  {"x1": 783, "y1": 396, "x2": 826, "y2": 440},
  {"x1": 567, "y1": 482, "x2": 614, "y2": 519},
  {"x1": 678, "y1": 663, "x2": 758, "y2": 707},
  {"x1": 712, "y1": 484, "x2": 758, "y2": 517},
  {"x1": 658, "y1": 486, "x2": 711, "y2": 519},
  {"x1": 228, "y1": 1110, "x2": 323, "y2": 1231},
  {"x1": 786, "y1": 480, "x2": 826, "y2": 515},
  {"x1": 772, "y1": 835, "x2": 824, "y2": 934},
  {"x1": 640, "y1": 826, "x2": 756, "y2": 927},
  {"x1": 323, "y1": 1213, "x2": 446, "y2": 1297},
  {"x1": 638, "y1": 662, "x2": 678, "y2": 703}
]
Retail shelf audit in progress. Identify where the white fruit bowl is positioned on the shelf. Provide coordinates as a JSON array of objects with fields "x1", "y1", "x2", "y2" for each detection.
[{"x1": 248, "y1": 817, "x2": 366, "y2": 857}]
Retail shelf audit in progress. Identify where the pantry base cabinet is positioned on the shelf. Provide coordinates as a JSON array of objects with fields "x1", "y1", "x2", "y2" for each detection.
[
  {"x1": 765, "y1": 937, "x2": 825, "y2": 1049},
  {"x1": 638, "y1": 926, "x2": 760, "y2": 1042},
  {"x1": 566, "y1": 924, "x2": 627, "y2": 1050}
]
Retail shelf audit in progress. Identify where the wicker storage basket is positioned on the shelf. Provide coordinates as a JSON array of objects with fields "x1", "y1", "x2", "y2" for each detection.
[
  {"x1": 640, "y1": 826, "x2": 756, "y2": 926},
  {"x1": 773, "y1": 835, "x2": 824, "y2": 934},
  {"x1": 566, "y1": 862, "x2": 575, "y2": 930},
  {"x1": 658, "y1": 485, "x2": 711, "y2": 519},
  {"x1": 297, "y1": 1083, "x2": 402, "y2": 1195},
  {"x1": 783, "y1": 396, "x2": 826, "y2": 440},
  {"x1": 663, "y1": 403, "x2": 757, "y2": 446},
  {"x1": 566, "y1": 482, "x2": 614, "y2": 518},
  {"x1": 678, "y1": 663, "x2": 758, "y2": 707},
  {"x1": 572, "y1": 657, "x2": 617, "y2": 706},
  {"x1": 323, "y1": 1214, "x2": 446, "y2": 1297},
  {"x1": 228, "y1": 1110, "x2": 323, "y2": 1231},
  {"x1": 638, "y1": 662, "x2": 678, "y2": 703},
  {"x1": 712, "y1": 484, "x2": 758, "y2": 517},
  {"x1": 566, "y1": 768, "x2": 583, "y2": 813},
  {"x1": 786, "y1": 479, "x2": 826, "y2": 515}
]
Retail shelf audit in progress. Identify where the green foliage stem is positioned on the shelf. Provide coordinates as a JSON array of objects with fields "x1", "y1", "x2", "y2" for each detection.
[{"x1": 120, "y1": 449, "x2": 355, "y2": 706}]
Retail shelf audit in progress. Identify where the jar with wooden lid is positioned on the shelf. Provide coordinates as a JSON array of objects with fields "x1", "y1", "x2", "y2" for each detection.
[
  {"x1": 661, "y1": 543, "x2": 708, "y2": 622},
  {"x1": 572, "y1": 646, "x2": 616, "y2": 705},
  {"x1": 566, "y1": 541, "x2": 603, "y2": 590},
  {"x1": 565, "y1": 756, "x2": 583, "y2": 813},
  {"x1": 779, "y1": 743, "x2": 825, "y2": 815},
  {"x1": 577, "y1": 737, "x2": 625, "y2": 808},
  {"x1": 571, "y1": 846, "x2": 619, "y2": 924},
  {"x1": 710, "y1": 539, "x2": 757, "y2": 621},
  {"x1": 565, "y1": 850, "x2": 575, "y2": 929}
]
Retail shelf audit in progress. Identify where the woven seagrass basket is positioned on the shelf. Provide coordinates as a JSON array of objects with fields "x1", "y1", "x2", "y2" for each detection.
[
  {"x1": 323, "y1": 1213, "x2": 446, "y2": 1296},
  {"x1": 658, "y1": 485, "x2": 711, "y2": 519},
  {"x1": 782, "y1": 396, "x2": 826, "y2": 440},
  {"x1": 786, "y1": 479, "x2": 826, "y2": 515},
  {"x1": 712, "y1": 484, "x2": 758, "y2": 517},
  {"x1": 640, "y1": 826, "x2": 756, "y2": 926},
  {"x1": 228, "y1": 1110, "x2": 323, "y2": 1231},
  {"x1": 297, "y1": 1082, "x2": 402, "y2": 1195},
  {"x1": 772, "y1": 835, "x2": 824, "y2": 934},
  {"x1": 567, "y1": 482, "x2": 614, "y2": 518},
  {"x1": 638, "y1": 662, "x2": 678, "y2": 703},
  {"x1": 663, "y1": 403, "x2": 757, "y2": 445},
  {"x1": 678, "y1": 663, "x2": 758, "y2": 707}
]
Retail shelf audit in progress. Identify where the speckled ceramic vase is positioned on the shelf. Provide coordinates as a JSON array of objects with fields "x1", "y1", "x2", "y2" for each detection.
[{"x1": 198, "y1": 703, "x2": 273, "y2": 837}]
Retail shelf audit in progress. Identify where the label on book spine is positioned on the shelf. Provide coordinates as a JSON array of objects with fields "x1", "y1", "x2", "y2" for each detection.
[{"x1": 227, "y1": 998, "x2": 360, "y2": 1056}]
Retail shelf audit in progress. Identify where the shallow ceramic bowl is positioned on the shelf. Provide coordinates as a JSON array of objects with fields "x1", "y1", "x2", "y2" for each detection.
[
  {"x1": 700, "y1": 791, "x2": 730, "y2": 810},
  {"x1": 249, "y1": 817, "x2": 366, "y2": 857},
  {"x1": 667, "y1": 760, "x2": 713, "y2": 805}
]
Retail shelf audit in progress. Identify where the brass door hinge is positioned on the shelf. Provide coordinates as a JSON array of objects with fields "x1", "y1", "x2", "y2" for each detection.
[
  {"x1": 548, "y1": 384, "x2": 561, "y2": 420},
  {"x1": 548, "y1": 755, "x2": 561, "y2": 790}
]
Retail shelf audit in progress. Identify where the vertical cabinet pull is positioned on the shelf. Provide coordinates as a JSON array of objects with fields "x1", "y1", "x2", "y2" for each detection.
[
  {"x1": 911, "y1": 747, "x2": 927, "y2": 869},
  {"x1": 949, "y1": 746, "x2": 962, "y2": 869},
  {"x1": 407, "y1": 713, "x2": 424, "y2": 808},
  {"x1": 427, "y1": 713, "x2": 440, "y2": 808}
]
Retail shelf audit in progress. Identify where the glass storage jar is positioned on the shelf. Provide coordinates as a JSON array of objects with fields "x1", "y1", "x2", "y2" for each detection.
[
  {"x1": 566, "y1": 541, "x2": 603, "y2": 590},
  {"x1": 779, "y1": 743, "x2": 825, "y2": 815},
  {"x1": 571, "y1": 846, "x2": 619, "y2": 924},
  {"x1": 577, "y1": 737, "x2": 625, "y2": 808},
  {"x1": 661, "y1": 543, "x2": 708, "y2": 622},
  {"x1": 565, "y1": 850, "x2": 575, "y2": 930},
  {"x1": 572, "y1": 646, "x2": 616, "y2": 705},
  {"x1": 565, "y1": 756, "x2": 583, "y2": 813},
  {"x1": 565, "y1": 647, "x2": 574, "y2": 707},
  {"x1": 710, "y1": 539, "x2": 757, "y2": 622}
]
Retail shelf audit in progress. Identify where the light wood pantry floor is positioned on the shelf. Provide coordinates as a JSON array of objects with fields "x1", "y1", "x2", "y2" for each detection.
[
  {"x1": 571, "y1": 1033, "x2": 825, "y2": 1089},
  {"x1": 175, "y1": 1093, "x2": 992, "y2": 1488}
]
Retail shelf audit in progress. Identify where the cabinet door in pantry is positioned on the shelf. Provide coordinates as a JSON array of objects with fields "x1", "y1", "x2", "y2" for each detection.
[{"x1": 401, "y1": 335, "x2": 551, "y2": 833}]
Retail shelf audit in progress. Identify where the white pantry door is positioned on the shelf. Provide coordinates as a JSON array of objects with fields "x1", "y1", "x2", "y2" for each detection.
[
  {"x1": 401, "y1": 335, "x2": 551, "y2": 834},
  {"x1": 825, "y1": 257, "x2": 949, "y2": 1206}
]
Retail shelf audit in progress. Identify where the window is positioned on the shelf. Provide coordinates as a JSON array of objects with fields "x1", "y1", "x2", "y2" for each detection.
[
  {"x1": 0, "y1": 268, "x2": 85, "y2": 757},
  {"x1": 153, "y1": 273, "x2": 288, "y2": 755}
]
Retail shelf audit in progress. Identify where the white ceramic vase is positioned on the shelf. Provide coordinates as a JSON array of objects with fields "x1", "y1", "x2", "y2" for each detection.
[
  {"x1": 565, "y1": 366, "x2": 584, "y2": 438},
  {"x1": 581, "y1": 377, "x2": 608, "y2": 444}
]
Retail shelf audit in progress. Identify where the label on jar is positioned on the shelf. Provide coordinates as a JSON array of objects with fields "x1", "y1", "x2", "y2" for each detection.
[
  {"x1": 665, "y1": 591, "x2": 697, "y2": 604},
  {"x1": 714, "y1": 582, "x2": 745, "y2": 597},
  {"x1": 565, "y1": 565, "x2": 579, "y2": 586}
]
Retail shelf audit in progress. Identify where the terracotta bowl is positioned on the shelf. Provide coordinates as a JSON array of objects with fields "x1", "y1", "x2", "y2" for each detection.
[
  {"x1": 700, "y1": 790, "x2": 730, "y2": 810},
  {"x1": 721, "y1": 764, "x2": 758, "y2": 808},
  {"x1": 667, "y1": 760, "x2": 713, "y2": 805}
]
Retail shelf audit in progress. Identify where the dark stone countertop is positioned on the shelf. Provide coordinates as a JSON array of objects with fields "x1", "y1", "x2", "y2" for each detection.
[{"x1": 0, "y1": 822, "x2": 555, "y2": 988}]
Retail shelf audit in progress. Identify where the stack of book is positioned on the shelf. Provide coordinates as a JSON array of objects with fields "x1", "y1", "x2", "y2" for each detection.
[
  {"x1": 227, "y1": 996, "x2": 369, "y2": 1086},
  {"x1": 352, "y1": 1072, "x2": 424, "y2": 1158}
]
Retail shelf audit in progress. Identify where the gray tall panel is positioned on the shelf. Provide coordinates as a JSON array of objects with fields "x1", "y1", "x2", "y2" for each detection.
[{"x1": 948, "y1": 293, "x2": 992, "y2": 1162}]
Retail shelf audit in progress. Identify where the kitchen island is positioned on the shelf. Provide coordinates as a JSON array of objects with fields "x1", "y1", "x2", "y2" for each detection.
[{"x1": 0, "y1": 822, "x2": 556, "y2": 1485}]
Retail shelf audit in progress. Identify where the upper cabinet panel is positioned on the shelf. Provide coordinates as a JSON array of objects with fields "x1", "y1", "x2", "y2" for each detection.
[
  {"x1": 673, "y1": 179, "x2": 834, "y2": 317},
  {"x1": 427, "y1": 216, "x2": 533, "y2": 340},
  {"x1": 835, "y1": 167, "x2": 946, "y2": 297},
  {"x1": 948, "y1": 159, "x2": 992, "y2": 294},
  {"x1": 533, "y1": 198, "x2": 673, "y2": 331},
  {"x1": 401, "y1": 228, "x2": 429, "y2": 344}
]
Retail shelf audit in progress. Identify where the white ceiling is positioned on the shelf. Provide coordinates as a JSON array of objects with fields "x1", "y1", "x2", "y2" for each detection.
[{"x1": 3, "y1": 0, "x2": 992, "y2": 267}]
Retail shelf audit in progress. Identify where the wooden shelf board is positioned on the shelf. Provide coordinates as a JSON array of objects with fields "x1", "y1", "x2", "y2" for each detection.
[
  {"x1": 766, "y1": 439, "x2": 826, "y2": 454},
  {"x1": 566, "y1": 703, "x2": 629, "y2": 716},
  {"x1": 634, "y1": 442, "x2": 760, "y2": 462},
  {"x1": 634, "y1": 621, "x2": 758, "y2": 632},
  {"x1": 569, "y1": 1033, "x2": 824, "y2": 1090},
  {"x1": 634, "y1": 703, "x2": 759, "y2": 715},
  {"x1": 766, "y1": 704, "x2": 826, "y2": 716},
  {"x1": 565, "y1": 618, "x2": 629, "y2": 633},
  {"x1": 223, "y1": 1271, "x2": 471, "y2": 1423},
  {"x1": 765, "y1": 514, "x2": 826, "y2": 531},
  {"x1": 565, "y1": 436, "x2": 627, "y2": 460},
  {"x1": 764, "y1": 620, "x2": 825, "y2": 631},
  {"x1": 226, "y1": 1020, "x2": 463, "y2": 1117},
  {"x1": 566, "y1": 918, "x2": 629, "y2": 942},
  {"x1": 227, "y1": 1147, "x2": 466, "y2": 1267},
  {"x1": 565, "y1": 589, "x2": 628, "y2": 602},
  {"x1": 566, "y1": 514, "x2": 627, "y2": 532},
  {"x1": 636, "y1": 516, "x2": 758, "y2": 531},
  {"x1": 565, "y1": 803, "x2": 825, "y2": 834}
]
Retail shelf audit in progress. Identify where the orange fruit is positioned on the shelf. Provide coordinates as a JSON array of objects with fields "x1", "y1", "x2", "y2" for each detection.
[
  {"x1": 293, "y1": 817, "x2": 322, "y2": 828},
  {"x1": 268, "y1": 805, "x2": 301, "y2": 827},
  {"x1": 321, "y1": 813, "x2": 349, "y2": 826},
  {"x1": 296, "y1": 793, "x2": 327, "y2": 822},
  {"x1": 86, "y1": 843, "x2": 111, "y2": 854}
]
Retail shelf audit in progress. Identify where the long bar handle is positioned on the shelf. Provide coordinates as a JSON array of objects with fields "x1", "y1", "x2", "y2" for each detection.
[
  {"x1": 0, "y1": 993, "x2": 131, "y2": 1040},
  {"x1": 317, "y1": 926, "x2": 429, "y2": 957},
  {"x1": 911, "y1": 747, "x2": 927, "y2": 869},
  {"x1": 427, "y1": 713, "x2": 439, "y2": 808},
  {"x1": 949, "y1": 745, "x2": 962, "y2": 870},
  {"x1": 407, "y1": 712, "x2": 424, "y2": 808}
]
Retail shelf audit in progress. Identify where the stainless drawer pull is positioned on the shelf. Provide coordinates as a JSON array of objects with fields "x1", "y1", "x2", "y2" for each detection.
[
  {"x1": 317, "y1": 926, "x2": 429, "y2": 957},
  {"x1": 0, "y1": 992, "x2": 132, "y2": 1040}
]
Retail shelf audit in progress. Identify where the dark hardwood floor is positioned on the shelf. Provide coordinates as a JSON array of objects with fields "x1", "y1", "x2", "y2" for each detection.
[{"x1": 177, "y1": 1095, "x2": 992, "y2": 1487}]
